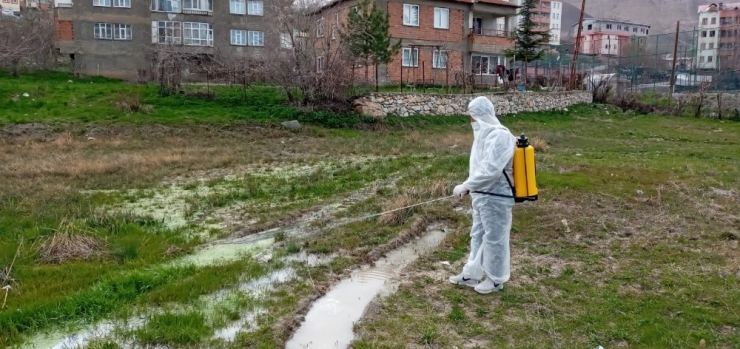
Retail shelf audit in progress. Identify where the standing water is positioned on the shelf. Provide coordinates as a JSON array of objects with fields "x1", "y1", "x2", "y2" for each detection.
[{"x1": 285, "y1": 230, "x2": 447, "y2": 349}]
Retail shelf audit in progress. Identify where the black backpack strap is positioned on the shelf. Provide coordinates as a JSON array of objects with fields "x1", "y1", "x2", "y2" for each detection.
[{"x1": 471, "y1": 170, "x2": 516, "y2": 199}]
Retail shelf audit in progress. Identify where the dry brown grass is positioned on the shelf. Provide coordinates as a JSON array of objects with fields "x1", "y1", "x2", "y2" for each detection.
[
  {"x1": 377, "y1": 194, "x2": 417, "y2": 226},
  {"x1": 38, "y1": 220, "x2": 106, "y2": 264},
  {"x1": 0, "y1": 133, "x2": 235, "y2": 179},
  {"x1": 405, "y1": 131, "x2": 421, "y2": 144},
  {"x1": 427, "y1": 132, "x2": 472, "y2": 151},
  {"x1": 114, "y1": 93, "x2": 153, "y2": 114},
  {"x1": 531, "y1": 137, "x2": 550, "y2": 152},
  {"x1": 424, "y1": 180, "x2": 451, "y2": 198}
]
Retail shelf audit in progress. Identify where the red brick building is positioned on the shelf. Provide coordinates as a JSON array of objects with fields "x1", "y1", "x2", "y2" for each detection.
[{"x1": 316, "y1": 0, "x2": 519, "y2": 85}]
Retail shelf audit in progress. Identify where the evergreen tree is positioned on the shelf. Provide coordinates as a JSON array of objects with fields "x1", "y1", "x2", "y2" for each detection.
[
  {"x1": 504, "y1": 0, "x2": 551, "y2": 84},
  {"x1": 341, "y1": 0, "x2": 401, "y2": 91}
]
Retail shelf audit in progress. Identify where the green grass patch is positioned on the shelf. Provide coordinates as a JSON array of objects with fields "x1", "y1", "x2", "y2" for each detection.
[{"x1": 134, "y1": 310, "x2": 213, "y2": 346}]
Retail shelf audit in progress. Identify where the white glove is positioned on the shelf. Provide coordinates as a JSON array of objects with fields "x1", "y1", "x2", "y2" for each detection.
[{"x1": 453, "y1": 184, "x2": 469, "y2": 200}]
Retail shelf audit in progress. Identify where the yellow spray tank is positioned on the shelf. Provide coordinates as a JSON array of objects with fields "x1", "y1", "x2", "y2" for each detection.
[
  {"x1": 512, "y1": 134, "x2": 538, "y2": 202},
  {"x1": 470, "y1": 134, "x2": 538, "y2": 203}
]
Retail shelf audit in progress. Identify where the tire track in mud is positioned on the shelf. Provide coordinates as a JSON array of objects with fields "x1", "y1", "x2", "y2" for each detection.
[{"x1": 271, "y1": 215, "x2": 444, "y2": 347}]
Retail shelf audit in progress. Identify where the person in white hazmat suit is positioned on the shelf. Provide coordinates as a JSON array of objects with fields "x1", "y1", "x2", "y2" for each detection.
[{"x1": 450, "y1": 96, "x2": 516, "y2": 294}]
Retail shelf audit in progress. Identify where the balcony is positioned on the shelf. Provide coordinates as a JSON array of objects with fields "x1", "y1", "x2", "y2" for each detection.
[
  {"x1": 470, "y1": 28, "x2": 513, "y2": 38},
  {"x1": 469, "y1": 28, "x2": 514, "y2": 53}
]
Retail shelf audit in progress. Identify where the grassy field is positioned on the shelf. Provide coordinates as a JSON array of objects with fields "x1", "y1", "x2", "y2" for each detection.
[{"x1": 1, "y1": 72, "x2": 739, "y2": 348}]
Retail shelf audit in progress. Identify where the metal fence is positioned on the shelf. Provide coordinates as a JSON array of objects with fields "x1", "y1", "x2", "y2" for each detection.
[{"x1": 508, "y1": 27, "x2": 740, "y2": 94}]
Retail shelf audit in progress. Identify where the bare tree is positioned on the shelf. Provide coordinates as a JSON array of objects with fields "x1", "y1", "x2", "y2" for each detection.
[
  {"x1": 261, "y1": 0, "x2": 357, "y2": 109},
  {"x1": 148, "y1": 43, "x2": 187, "y2": 96},
  {"x1": 0, "y1": 7, "x2": 57, "y2": 76},
  {"x1": 693, "y1": 81, "x2": 711, "y2": 118}
]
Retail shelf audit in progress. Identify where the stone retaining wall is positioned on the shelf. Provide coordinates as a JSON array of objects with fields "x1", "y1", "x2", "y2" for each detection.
[{"x1": 353, "y1": 91, "x2": 593, "y2": 118}]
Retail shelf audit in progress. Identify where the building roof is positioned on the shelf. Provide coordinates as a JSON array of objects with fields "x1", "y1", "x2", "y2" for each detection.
[
  {"x1": 698, "y1": 3, "x2": 740, "y2": 13},
  {"x1": 457, "y1": 0, "x2": 519, "y2": 7},
  {"x1": 572, "y1": 17, "x2": 651, "y2": 29}
]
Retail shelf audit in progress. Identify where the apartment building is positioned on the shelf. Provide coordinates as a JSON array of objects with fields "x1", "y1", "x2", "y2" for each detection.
[
  {"x1": 316, "y1": 0, "x2": 519, "y2": 85},
  {"x1": 54, "y1": 0, "x2": 287, "y2": 80},
  {"x1": 499, "y1": 0, "x2": 561, "y2": 45},
  {"x1": 573, "y1": 18, "x2": 650, "y2": 56},
  {"x1": 696, "y1": 2, "x2": 740, "y2": 70},
  {"x1": 1, "y1": 0, "x2": 21, "y2": 14}
]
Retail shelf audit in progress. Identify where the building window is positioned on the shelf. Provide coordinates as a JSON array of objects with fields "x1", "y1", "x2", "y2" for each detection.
[
  {"x1": 471, "y1": 55, "x2": 497, "y2": 75},
  {"x1": 93, "y1": 23, "x2": 112, "y2": 39},
  {"x1": 702, "y1": 31, "x2": 707, "y2": 37},
  {"x1": 700, "y1": 56, "x2": 705, "y2": 63},
  {"x1": 113, "y1": 24, "x2": 132, "y2": 40},
  {"x1": 93, "y1": 0, "x2": 110, "y2": 6},
  {"x1": 587, "y1": 24, "x2": 592, "y2": 30},
  {"x1": 434, "y1": 7, "x2": 449, "y2": 29},
  {"x1": 248, "y1": 31, "x2": 264, "y2": 46},
  {"x1": 709, "y1": 43, "x2": 714, "y2": 49},
  {"x1": 633, "y1": 27, "x2": 637, "y2": 33},
  {"x1": 317, "y1": 56, "x2": 325, "y2": 73},
  {"x1": 230, "y1": 0, "x2": 245, "y2": 14},
  {"x1": 606, "y1": 24, "x2": 612, "y2": 29},
  {"x1": 708, "y1": 56, "x2": 713, "y2": 63},
  {"x1": 151, "y1": 0, "x2": 181, "y2": 12},
  {"x1": 190, "y1": 0, "x2": 212, "y2": 10},
  {"x1": 183, "y1": 22, "x2": 213, "y2": 46},
  {"x1": 280, "y1": 33, "x2": 292, "y2": 49},
  {"x1": 710, "y1": 30, "x2": 716, "y2": 37},
  {"x1": 403, "y1": 4, "x2": 419, "y2": 26},
  {"x1": 113, "y1": 0, "x2": 130, "y2": 7},
  {"x1": 247, "y1": 1, "x2": 262, "y2": 15},
  {"x1": 702, "y1": 18, "x2": 708, "y2": 25},
  {"x1": 711, "y1": 17, "x2": 716, "y2": 24},
  {"x1": 316, "y1": 18, "x2": 325, "y2": 37},
  {"x1": 402, "y1": 47, "x2": 418, "y2": 67},
  {"x1": 153, "y1": 21, "x2": 182, "y2": 44},
  {"x1": 701, "y1": 43, "x2": 706, "y2": 50},
  {"x1": 231, "y1": 29, "x2": 246, "y2": 45},
  {"x1": 182, "y1": 0, "x2": 211, "y2": 12},
  {"x1": 624, "y1": 26, "x2": 629, "y2": 31},
  {"x1": 432, "y1": 50, "x2": 447, "y2": 69},
  {"x1": 617, "y1": 25, "x2": 622, "y2": 30}
]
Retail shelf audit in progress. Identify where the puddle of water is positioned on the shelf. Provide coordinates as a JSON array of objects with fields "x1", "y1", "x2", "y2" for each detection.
[
  {"x1": 285, "y1": 230, "x2": 447, "y2": 349},
  {"x1": 213, "y1": 309, "x2": 267, "y2": 341},
  {"x1": 172, "y1": 238, "x2": 273, "y2": 267},
  {"x1": 283, "y1": 251, "x2": 337, "y2": 267},
  {"x1": 25, "y1": 318, "x2": 146, "y2": 349}
]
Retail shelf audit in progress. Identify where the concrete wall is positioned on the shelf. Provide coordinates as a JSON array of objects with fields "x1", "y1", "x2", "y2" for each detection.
[{"x1": 353, "y1": 91, "x2": 592, "y2": 117}]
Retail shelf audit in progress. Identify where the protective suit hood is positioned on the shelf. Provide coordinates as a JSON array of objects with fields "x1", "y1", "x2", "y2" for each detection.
[{"x1": 468, "y1": 96, "x2": 500, "y2": 126}]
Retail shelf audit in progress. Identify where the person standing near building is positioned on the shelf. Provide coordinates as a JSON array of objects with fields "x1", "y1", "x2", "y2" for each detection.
[{"x1": 450, "y1": 96, "x2": 516, "y2": 294}]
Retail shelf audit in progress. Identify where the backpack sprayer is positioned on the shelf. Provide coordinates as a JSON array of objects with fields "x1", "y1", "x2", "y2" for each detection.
[{"x1": 471, "y1": 134, "x2": 539, "y2": 202}]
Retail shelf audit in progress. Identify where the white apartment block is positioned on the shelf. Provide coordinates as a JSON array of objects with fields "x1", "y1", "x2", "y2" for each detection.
[
  {"x1": 696, "y1": 2, "x2": 740, "y2": 70},
  {"x1": 549, "y1": 0, "x2": 562, "y2": 45}
]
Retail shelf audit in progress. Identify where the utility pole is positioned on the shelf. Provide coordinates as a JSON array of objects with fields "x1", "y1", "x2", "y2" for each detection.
[
  {"x1": 570, "y1": 0, "x2": 587, "y2": 90},
  {"x1": 669, "y1": 21, "x2": 680, "y2": 99}
]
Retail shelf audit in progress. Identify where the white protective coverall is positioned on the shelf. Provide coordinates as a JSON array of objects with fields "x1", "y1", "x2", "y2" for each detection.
[{"x1": 453, "y1": 96, "x2": 516, "y2": 286}]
